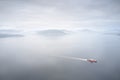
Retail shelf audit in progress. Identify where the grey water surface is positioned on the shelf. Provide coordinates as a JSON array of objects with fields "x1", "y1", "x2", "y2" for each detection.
[{"x1": 0, "y1": 30, "x2": 120, "y2": 80}]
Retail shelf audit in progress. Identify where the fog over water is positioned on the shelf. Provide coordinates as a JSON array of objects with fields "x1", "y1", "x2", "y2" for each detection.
[
  {"x1": 0, "y1": 0, "x2": 120, "y2": 79},
  {"x1": 0, "y1": 28, "x2": 120, "y2": 80}
]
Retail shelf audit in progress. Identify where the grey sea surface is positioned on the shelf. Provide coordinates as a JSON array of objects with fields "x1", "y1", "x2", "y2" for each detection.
[{"x1": 0, "y1": 30, "x2": 120, "y2": 80}]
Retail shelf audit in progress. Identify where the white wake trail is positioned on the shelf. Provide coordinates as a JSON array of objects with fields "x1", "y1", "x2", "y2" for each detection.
[{"x1": 53, "y1": 55, "x2": 88, "y2": 62}]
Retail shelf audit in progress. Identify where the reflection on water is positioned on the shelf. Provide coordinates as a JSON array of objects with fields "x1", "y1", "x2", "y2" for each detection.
[{"x1": 0, "y1": 31, "x2": 120, "y2": 80}]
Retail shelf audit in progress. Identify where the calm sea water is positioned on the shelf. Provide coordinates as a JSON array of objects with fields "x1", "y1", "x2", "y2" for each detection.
[{"x1": 0, "y1": 30, "x2": 120, "y2": 80}]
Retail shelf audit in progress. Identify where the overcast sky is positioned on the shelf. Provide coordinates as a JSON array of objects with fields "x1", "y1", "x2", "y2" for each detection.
[{"x1": 0, "y1": 0, "x2": 120, "y2": 29}]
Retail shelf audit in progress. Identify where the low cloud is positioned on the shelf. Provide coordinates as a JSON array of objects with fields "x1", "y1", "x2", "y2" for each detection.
[
  {"x1": 0, "y1": 33, "x2": 23, "y2": 38},
  {"x1": 0, "y1": 27, "x2": 120, "y2": 38},
  {"x1": 37, "y1": 29, "x2": 69, "y2": 38},
  {"x1": 76, "y1": 28, "x2": 120, "y2": 36},
  {"x1": 100, "y1": 28, "x2": 120, "y2": 36},
  {"x1": 0, "y1": 29, "x2": 24, "y2": 38},
  {"x1": 32, "y1": 28, "x2": 120, "y2": 37},
  {"x1": 104, "y1": 32, "x2": 120, "y2": 36}
]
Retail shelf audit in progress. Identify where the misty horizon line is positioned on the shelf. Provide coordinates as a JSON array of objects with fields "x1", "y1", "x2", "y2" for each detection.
[{"x1": 0, "y1": 27, "x2": 120, "y2": 38}]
